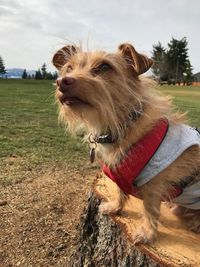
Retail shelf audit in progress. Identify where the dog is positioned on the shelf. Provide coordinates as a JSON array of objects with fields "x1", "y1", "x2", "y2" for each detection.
[{"x1": 52, "y1": 43, "x2": 200, "y2": 244}]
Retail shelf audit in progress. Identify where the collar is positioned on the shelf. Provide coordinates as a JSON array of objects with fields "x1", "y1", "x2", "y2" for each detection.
[{"x1": 90, "y1": 108, "x2": 143, "y2": 144}]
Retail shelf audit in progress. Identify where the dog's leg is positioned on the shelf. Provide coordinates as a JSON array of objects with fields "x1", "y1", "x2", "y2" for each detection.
[
  {"x1": 99, "y1": 185, "x2": 128, "y2": 214},
  {"x1": 132, "y1": 185, "x2": 161, "y2": 244}
]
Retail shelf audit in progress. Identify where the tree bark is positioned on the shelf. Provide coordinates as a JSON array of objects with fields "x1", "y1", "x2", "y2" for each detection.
[{"x1": 70, "y1": 192, "x2": 162, "y2": 267}]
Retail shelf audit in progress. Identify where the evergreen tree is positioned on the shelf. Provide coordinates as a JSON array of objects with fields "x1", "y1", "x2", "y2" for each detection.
[
  {"x1": 35, "y1": 69, "x2": 43, "y2": 80},
  {"x1": 0, "y1": 56, "x2": 6, "y2": 77},
  {"x1": 22, "y1": 69, "x2": 28, "y2": 79},
  {"x1": 152, "y1": 37, "x2": 193, "y2": 85},
  {"x1": 45, "y1": 72, "x2": 54, "y2": 80},
  {"x1": 182, "y1": 60, "x2": 193, "y2": 85},
  {"x1": 152, "y1": 42, "x2": 168, "y2": 82},
  {"x1": 167, "y1": 37, "x2": 192, "y2": 84},
  {"x1": 52, "y1": 71, "x2": 58, "y2": 79},
  {"x1": 41, "y1": 63, "x2": 47, "y2": 79}
]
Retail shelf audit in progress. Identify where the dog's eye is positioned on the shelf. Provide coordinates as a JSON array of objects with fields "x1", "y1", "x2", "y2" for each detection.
[
  {"x1": 91, "y1": 62, "x2": 112, "y2": 76},
  {"x1": 99, "y1": 63, "x2": 111, "y2": 72}
]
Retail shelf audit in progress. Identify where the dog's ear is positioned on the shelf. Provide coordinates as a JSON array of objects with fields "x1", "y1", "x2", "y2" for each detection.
[
  {"x1": 118, "y1": 43, "x2": 153, "y2": 75},
  {"x1": 52, "y1": 45, "x2": 78, "y2": 70}
]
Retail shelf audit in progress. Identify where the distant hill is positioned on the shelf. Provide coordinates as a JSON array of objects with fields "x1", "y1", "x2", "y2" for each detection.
[{"x1": 4, "y1": 68, "x2": 36, "y2": 79}]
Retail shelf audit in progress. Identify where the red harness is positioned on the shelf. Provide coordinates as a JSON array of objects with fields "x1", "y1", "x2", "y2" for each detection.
[{"x1": 102, "y1": 119, "x2": 182, "y2": 199}]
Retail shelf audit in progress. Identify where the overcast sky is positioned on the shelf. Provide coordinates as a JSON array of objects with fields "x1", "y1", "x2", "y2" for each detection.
[{"x1": 0, "y1": 0, "x2": 199, "y2": 73}]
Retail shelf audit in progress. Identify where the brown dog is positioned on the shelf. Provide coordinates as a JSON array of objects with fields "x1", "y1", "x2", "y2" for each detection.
[{"x1": 52, "y1": 43, "x2": 200, "y2": 244}]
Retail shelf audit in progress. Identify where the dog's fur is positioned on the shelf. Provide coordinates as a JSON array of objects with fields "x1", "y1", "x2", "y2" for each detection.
[{"x1": 53, "y1": 43, "x2": 200, "y2": 244}]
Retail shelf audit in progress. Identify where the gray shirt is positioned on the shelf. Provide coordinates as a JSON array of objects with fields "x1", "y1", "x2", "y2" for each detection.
[{"x1": 135, "y1": 123, "x2": 200, "y2": 209}]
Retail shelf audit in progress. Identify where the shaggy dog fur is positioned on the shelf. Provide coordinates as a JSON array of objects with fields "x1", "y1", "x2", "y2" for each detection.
[{"x1": 52, "y1": 43, "x2": 200, "y2": 244}]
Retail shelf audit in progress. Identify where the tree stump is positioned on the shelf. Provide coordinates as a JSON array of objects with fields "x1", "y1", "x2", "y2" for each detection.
[{"x1": 70, "y1": 175, "x2": 200, "y2": 267}]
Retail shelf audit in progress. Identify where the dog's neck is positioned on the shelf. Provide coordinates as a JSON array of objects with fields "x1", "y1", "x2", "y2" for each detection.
[
  {"x1": 89, "y1": 108, "x2": 143, "y2": 145},
  {"x1": 88, "y1": 107, "x2": 146, "y2": 164}
]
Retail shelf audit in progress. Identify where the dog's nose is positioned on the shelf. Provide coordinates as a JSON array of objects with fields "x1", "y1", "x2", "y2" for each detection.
[{"x1": 57, "y1": 77, "x2": 75, "y2": 93}]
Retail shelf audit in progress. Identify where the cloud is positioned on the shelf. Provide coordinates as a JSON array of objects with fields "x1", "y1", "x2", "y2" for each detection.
[{"x1": 0, "y1": 0, "x2": 199, "y2": 72}]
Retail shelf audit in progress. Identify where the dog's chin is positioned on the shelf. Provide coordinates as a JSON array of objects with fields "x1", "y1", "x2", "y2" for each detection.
[{"x1": 60, "y1": 99, "x2": 103, "y2": 133}]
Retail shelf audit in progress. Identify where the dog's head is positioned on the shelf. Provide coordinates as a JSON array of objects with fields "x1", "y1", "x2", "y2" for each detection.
[{"x1": 53, "y1": 43, "x2": 153, "y2": 137}]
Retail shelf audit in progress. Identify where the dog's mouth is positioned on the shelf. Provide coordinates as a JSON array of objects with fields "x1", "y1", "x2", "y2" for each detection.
[{"x1": 60, "y1": 95, "x2": 89, "y2": 106}]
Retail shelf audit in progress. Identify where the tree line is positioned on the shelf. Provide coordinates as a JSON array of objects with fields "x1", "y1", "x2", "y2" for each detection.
[
  {"x1": 22, "y1": 63, "x2": 58, "y2": 80},
  {"x1": 0, "y1": 59, "x2": 58, "y2": 80},
  {"x1": 0, "y1": 37, "x2": 195, "y2": 85}
]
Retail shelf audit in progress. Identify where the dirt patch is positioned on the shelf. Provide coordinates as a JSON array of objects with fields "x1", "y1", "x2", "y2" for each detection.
[{"x1": 0, "y1": 167, "x2": 97, "y2": 267}]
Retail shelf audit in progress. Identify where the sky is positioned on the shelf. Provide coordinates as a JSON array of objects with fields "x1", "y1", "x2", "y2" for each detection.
[{"x1": 0, "y1": 0, "x2": 199, "y2": 73}]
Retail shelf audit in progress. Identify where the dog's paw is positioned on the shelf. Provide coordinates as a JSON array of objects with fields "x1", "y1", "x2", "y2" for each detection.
[
  {"x1": 132, "y1": 226, "x2": 157, "y2": 245},
  {"x1": 99, "y1": 201, "x2": 121, "y2": 215}
]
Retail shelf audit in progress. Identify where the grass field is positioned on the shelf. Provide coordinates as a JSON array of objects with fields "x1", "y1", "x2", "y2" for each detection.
[
  {"x1": 0, "y1": 79, "x2": 90, "y2": 185},
  {"x1": 160, "y1": 85, "x2": 200, "y2": 126},
  {"x1": 0, "y1": 80, "x2": 199, "y2": 185}
]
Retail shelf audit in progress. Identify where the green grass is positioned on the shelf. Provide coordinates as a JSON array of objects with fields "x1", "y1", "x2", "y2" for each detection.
[
  {"x1": 159, "y1": 85, "x2": 200, "y2": 126},
  {"x1": 0, "y1": 80, "x2": 199, "y2": 185},
  {"x1": 0, "y1": 79, "x2": 89, "y2": 185}
]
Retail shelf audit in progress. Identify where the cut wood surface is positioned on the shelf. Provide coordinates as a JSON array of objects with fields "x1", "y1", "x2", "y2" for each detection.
[{"x1": 94, "y1": 175, "x2": 200, "y2": 267}]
